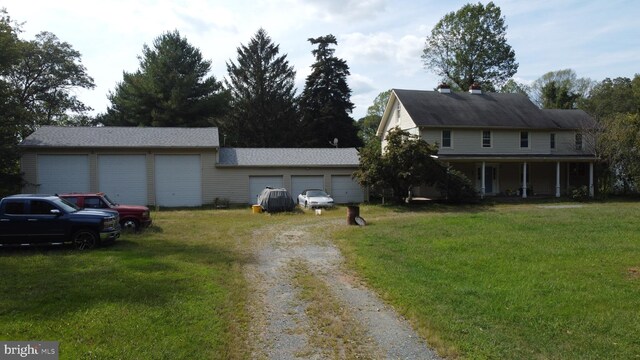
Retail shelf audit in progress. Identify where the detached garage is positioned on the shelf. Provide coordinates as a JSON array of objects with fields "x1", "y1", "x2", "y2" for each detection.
[
  {"x1": 215, "y1": 148, "x2": 366, "y2": 204},
  {"x1": 20, "y1": 126, "x2": 219, "y2": 207},
  {"x1": 20, "y1": 127, "x2": 367, "y2": 207}
]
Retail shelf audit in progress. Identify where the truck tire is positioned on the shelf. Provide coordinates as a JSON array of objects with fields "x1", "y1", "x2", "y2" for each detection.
[
  {"x1": 121, "y1": 219, "x2": 139, "y2": 232},
  {"x1": 72, "y1": 229, "x2": 99, "y2": 250}
]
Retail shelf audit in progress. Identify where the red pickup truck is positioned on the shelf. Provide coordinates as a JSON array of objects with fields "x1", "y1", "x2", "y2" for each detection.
[{"x1": 59, "y1": 193, "x2": 151, "y2": 231}]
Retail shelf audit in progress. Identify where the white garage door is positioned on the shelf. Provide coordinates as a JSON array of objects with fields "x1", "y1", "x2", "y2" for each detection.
[
  {"x1": 331, "y1": 175, "x2": 364, "y2": 204},
  {"x1": 249, "y1": 176, "x2": 283, "y2": 204},
  {"x1": 37, "y1": 155, "x2": 90, "y2": 194},
  {"x1": 155, "y1": 155, "x2": 202, "y2": 207},
  {"x1": 98, "y1": 155, "x2": 147, "y2": 205},
  {"x1": 291, "y1": 176, "x2": 324, "y2": 198}
]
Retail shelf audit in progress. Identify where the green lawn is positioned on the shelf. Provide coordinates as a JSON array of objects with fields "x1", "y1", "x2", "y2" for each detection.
[
  {"x1": 0, "y1": 208, "x2": 282, "y2": 359},
  {"x1": 333, "y1": 202, "x2": 640, "y2": 359},
  {"x1": 3, "y1": 202, "x2": 640, "y2": 359}
]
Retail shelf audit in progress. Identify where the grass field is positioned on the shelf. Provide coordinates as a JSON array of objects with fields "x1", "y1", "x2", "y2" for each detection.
[
  {"x1": 333, "y1": 202, "x2": 640, "y2": 359},
  {"x1": 0, "y1": 208, "x2": 289, "y2": 359},
  {"x1": 2, "y1": 202, "x2": 640, "y2": 359}
]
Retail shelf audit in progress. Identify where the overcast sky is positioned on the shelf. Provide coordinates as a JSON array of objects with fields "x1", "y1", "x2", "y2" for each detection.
[{"x1": 4, "y1": 0, "x2": 639, "y2": 120}]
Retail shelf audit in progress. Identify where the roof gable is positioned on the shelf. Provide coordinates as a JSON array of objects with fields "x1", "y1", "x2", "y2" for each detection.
[
  {"x1": 378, "y1": 89, "x2": 596, "y2": 132},
  {"x1": 19, "y1": 126, "x2": 220, "y2": 148},
  {"x1": 218, "y1": 148, "x2": 359, "y2": 167}
]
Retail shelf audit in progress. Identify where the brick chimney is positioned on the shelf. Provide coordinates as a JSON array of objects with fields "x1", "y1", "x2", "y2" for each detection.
[
  {"x1": 469, "y1": 83, "x2": 482, "y2": 94},
  {"x1": 437, "y1": 83, "x2": 451, "y2": 94}
]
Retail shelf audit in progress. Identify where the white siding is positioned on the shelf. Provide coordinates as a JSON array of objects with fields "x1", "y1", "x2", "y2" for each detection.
[
  {"x1": 37, "y1": 155, "x2": 90, "y2": 194},
  {"x1": 98, "y1": 155, "x2": 148, "y2": 205},
  {"x1": 248, "y1": 176, "x2": 283, "y2": 204},
  {"x1": 155, "y1": 155, "x2": 202, "y2": 207},
  {"x1": 421, "y1": 129, "x2": 591, "y2": 156}
]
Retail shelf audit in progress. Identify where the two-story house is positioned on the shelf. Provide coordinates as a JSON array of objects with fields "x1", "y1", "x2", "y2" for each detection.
[{"x1": 376, "y1": 86, "x2": 597, "y2": 198}]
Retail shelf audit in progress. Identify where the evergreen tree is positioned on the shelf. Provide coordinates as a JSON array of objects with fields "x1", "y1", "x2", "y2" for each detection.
[
  {"x1": 299, "y1": 35, "x2": 361, "y2": 148},
  {"x1": 101, "y1": 30, "x2": 226, "y2": 127},
  {"x1": 223, "y1": 28, "x2": 298, "y2": 147}
]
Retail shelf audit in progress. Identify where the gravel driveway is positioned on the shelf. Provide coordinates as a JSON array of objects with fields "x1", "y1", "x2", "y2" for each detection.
[{"x1": 244, "y1": 217, "x2": 441, "y2": 359}]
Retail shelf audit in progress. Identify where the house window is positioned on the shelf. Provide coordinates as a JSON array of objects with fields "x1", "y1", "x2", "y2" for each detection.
[
  {"x1": 575, "y1": 133, "x2": 583, "y2": 150},
  {"x1": 520, "y1": 131, "x2": 529, "y2": 148},
  {"x1": 550, "y1": 133, "x2": 556, "y2": 149},
  {"x1": 442, "y1": 130, "x2": 452, "y2": 148},
  {"x1": 482, "y1": 130, "x2": 491, "y2": 148}
]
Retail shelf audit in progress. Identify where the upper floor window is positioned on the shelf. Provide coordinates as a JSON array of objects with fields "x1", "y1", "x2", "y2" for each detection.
[
  {"x1": 482, "y1": 130, "x2": 491, "y2": 148},
  {"x1": 550, "y1": 133, "x2": 556, "y2": 149},
  {"x1": 441, "y1": 130, "x2": 452, "y2": 148},
  {"x1": 520, "y1": 131, "x2": 529, "y2": 148},
  {"x1": 575, "y1": 133, "x2": 583, "y2": 150}
]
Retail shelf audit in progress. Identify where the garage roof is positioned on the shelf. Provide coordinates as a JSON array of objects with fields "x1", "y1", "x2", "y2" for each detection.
[
  {"x1": 218, "y1": 148, "x2": 360, "y2": 167},
  {"x1": 19, "y1": 126, "x2": 220, "y2": 148}
]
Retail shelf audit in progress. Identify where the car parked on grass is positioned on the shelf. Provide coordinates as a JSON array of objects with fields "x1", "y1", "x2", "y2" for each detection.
[
  {"x1": 0, "y1": 194, "x2": 120, "y2": 249},
  {"x1": 297, "y1": 189, "x2": 335, "y2": 209},
  {"x1": 59, "y1": 192, "x2": 152, "y2": 231}
]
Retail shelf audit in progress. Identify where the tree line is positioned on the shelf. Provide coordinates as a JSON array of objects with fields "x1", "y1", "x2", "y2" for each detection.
[{"x1": 2, "y1": 3, "x2": 639, "y2": 198}]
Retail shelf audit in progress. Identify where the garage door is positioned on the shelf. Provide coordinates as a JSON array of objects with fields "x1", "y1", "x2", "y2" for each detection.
[
  {"x1": 37, "y1": 155, "x2": 90, "y2": 194},
  {"x1": 291, "y1": 176, "x2": 324, "y2": 198},
  {"x1": 155, "y1": 155, "x2": 202, "y2": 207},
  {"x1": 331, "y1": 175, "x2": 364, "y2": 204},
  {"x1": 98, "y1": 155, "x2": 147, "y2": 205},
  {"x1": 249, "y1": 176, "x2": 283, "y2": 204}
]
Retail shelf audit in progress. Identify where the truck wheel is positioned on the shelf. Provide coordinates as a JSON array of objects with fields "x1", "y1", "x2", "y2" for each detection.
[
  {"x1": 121, "y1": 219, "x2": 139, "y2": 232},
  {"x1": 73, "y1": 229, "x2": 98, "y2": 250}
]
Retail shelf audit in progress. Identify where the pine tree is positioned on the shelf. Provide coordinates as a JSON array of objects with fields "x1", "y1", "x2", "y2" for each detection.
[
  {"x1": 223, "y1": 28, "x2": 298, "y2": 147},
  {"x1": 101, "y1": 30, "x2": 226, "y2": 127},
  {"x1": 299, "y1": 35, "x2": 361, "y2": 148}
]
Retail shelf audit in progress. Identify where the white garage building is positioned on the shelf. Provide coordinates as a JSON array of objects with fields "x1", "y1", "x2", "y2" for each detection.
[{"x1": 19, "y1": 126, "x2": 366, "y2": 207}]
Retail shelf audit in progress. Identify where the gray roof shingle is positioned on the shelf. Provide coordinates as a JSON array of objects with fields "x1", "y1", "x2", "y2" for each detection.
[
  {"x1": 218, "y1": 148, "x2": 359, "y2": 167},
  {"x1": 393, "y1": 89, "x2": 596, "y2": 129},
  {"x1": 19, "y1": 126, "x2": 219, "y2": 148}
]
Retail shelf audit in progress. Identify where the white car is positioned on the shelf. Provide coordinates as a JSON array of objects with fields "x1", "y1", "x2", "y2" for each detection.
[{"x1": 298, "y1": 189, "x2": 335, "y2": 208}]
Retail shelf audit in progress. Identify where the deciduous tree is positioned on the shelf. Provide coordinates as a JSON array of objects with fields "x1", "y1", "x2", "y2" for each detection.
[
  {"x1": 353, "y1": 127, "x2": 477, "y2": 203},
  {"x1": 223, "y1": 29, "x2": 298, "y2": 147},
  {"x1": 299, "y1": 35, "x2": 361, "y2": 148},
  {"x1": 422, "y1": 2, "x2": 518, "y2": 92},
  {"x1": 531, "y1": 69, "x2": 592, "y2": 108},
  {"x1": 356, "y1": 90, "x2": 390, "y2": 144}
]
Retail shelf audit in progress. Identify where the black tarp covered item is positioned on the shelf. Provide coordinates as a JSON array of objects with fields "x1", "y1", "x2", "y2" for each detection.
[{"x1": 257, "y1": 187, "x2": 296, "y2": 213}]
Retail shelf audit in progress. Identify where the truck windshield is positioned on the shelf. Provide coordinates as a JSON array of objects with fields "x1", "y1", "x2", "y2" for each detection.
[
  {"x1": 102, "y1": 194, "x2": 117, "y2": 206},
  {"x1": 53, "y1": 197, "x2": 81, "y2": 213}
]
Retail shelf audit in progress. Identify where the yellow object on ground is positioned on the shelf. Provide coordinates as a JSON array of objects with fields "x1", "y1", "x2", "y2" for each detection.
[{"x1": 252, "y1": 205, "x2": 263, "y2": 214}]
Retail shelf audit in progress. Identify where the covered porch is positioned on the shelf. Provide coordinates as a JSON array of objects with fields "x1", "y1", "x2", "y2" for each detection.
[{"x1": 440, "y1": 156, "x2": 596, "y2": 199}]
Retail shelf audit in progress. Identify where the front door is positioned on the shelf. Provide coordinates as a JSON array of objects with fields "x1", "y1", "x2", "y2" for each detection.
[{"x1": 485, "y1": 166, "x2": 494, "y2": 193}]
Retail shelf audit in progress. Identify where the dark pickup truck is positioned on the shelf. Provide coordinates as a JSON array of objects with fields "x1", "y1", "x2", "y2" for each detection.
[{"x1": 0, "y1": 194, "x2": 120, "y2": 249}]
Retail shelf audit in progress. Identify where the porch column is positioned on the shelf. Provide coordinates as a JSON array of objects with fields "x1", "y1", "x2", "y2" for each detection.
[
  {"x1": 566, "y1": 163, "x2": 570, "y2": 189},
  {"x1": 522, "y1": 162, "x2": 528, "y2": 198},
  {"x1": 481, "y1": 161, "x2": 486, "y2": 199},
  {"x1": 589, "y1": 162, "x2": 594, "y2": 197},
  {"x1": 556, "y1": 162, "x2": 561, "y2": 197}
]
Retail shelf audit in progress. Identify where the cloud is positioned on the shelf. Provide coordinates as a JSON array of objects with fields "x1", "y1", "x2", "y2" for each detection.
[
  {"x1": 349, "y1": 73, "x2": 376, "y2": 94},
  {"x1": 341, "y1": 32, "x2": 422, "y2": 66},
  {"x1": 303, "y1": 0, "x2": 386, "y2": 21}
]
